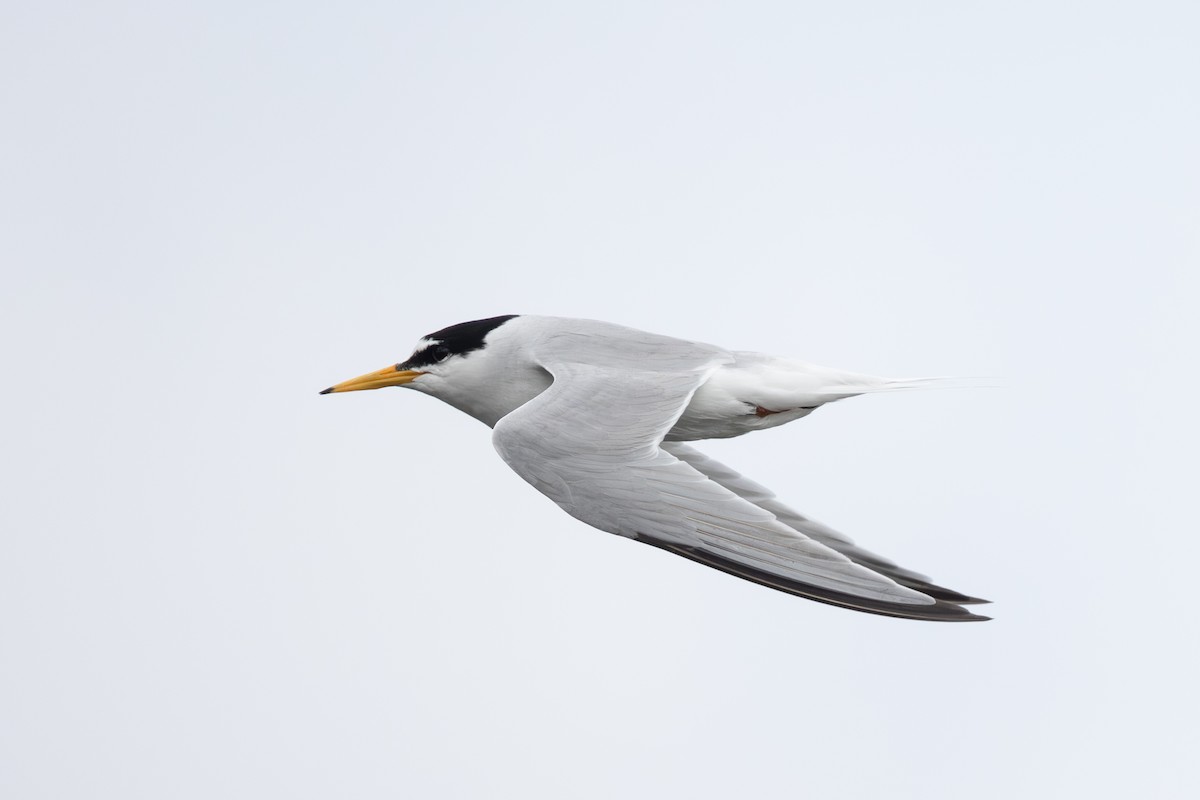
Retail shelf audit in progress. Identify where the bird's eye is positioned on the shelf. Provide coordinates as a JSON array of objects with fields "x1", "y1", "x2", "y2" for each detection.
[{"x1": 433, "y1": 345, "x2": 452, "y2": 363}]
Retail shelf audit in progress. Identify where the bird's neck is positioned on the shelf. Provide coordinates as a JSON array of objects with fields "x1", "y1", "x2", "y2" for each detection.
[{"x1": 424, "y1": 354, "x2": 553, "y2": 428}]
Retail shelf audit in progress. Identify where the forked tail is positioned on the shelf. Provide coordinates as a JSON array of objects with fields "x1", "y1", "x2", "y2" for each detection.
[{"x1": 879, "y1": 376, "x2": 1000, "y2": 391}]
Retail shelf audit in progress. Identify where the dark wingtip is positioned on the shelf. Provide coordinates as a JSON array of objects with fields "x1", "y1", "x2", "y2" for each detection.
[
  {"x1": 910, "y1": 584, "x2": 992, "y2": 605},
  {"x1": 639, "y1": 538, "x2": 993, "y2": 622},
  {"x1": 319, "y1": 387, "x2": 334, "y2": 395}
]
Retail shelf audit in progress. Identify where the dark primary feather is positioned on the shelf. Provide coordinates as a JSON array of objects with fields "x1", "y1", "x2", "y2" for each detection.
[
  {"x1": 636, "y1": 537, "x2": 990, "y2": 621},
  {"x1": 660, "y1": 442, "x2": 990, "y2": 610}
]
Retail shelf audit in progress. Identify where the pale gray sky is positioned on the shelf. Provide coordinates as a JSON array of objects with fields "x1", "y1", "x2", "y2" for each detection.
[{"x1": 3, "y1": 2, "x2": 1198, "y2": 798}]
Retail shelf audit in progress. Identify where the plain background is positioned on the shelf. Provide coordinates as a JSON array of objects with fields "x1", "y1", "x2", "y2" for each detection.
[{"x1": 3, "y1": 2, "x2": 1198, "y2": 798}]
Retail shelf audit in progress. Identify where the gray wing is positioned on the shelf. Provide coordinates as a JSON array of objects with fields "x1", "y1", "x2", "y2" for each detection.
[
  {"x1": 491, "y1": 335, "x2": 987, "y2": 621},
  {"x1": 662, "y1": 443, "x2": 989, "y2": 606}
]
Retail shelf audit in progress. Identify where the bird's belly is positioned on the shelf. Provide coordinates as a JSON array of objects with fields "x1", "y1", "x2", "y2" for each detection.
[{"x1": 665, "y1": 383, "x2": 815, "y2": 441}]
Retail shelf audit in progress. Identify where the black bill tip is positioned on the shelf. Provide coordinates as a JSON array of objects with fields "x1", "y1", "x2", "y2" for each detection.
[{"x1": 319, "y1": 387, "x2": 334, "y2": 395}]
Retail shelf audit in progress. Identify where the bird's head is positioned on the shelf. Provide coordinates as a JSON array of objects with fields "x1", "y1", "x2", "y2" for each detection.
[{"x1": 319, "y1": 314, "x2": 525, "y2": 402}]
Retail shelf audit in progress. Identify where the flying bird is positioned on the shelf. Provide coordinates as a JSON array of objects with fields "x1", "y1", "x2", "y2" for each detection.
[{"x1": 321, "y1": 315, "x2": 988, "y2": 621}]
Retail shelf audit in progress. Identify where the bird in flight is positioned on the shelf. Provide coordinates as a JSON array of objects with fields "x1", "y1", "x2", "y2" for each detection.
[{"x1": 321, "y1": 315, "x2": 988, "y2": 621}]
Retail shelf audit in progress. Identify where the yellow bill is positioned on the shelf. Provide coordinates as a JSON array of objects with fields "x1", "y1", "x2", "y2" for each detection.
[{"x1": 319, "y1": 365, "x2": 423, "y2": 394}]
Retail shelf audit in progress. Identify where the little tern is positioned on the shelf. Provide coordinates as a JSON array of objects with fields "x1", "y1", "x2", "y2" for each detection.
[{"x1": 321, "y1": 315, "x2": 989, "y2": 621}]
